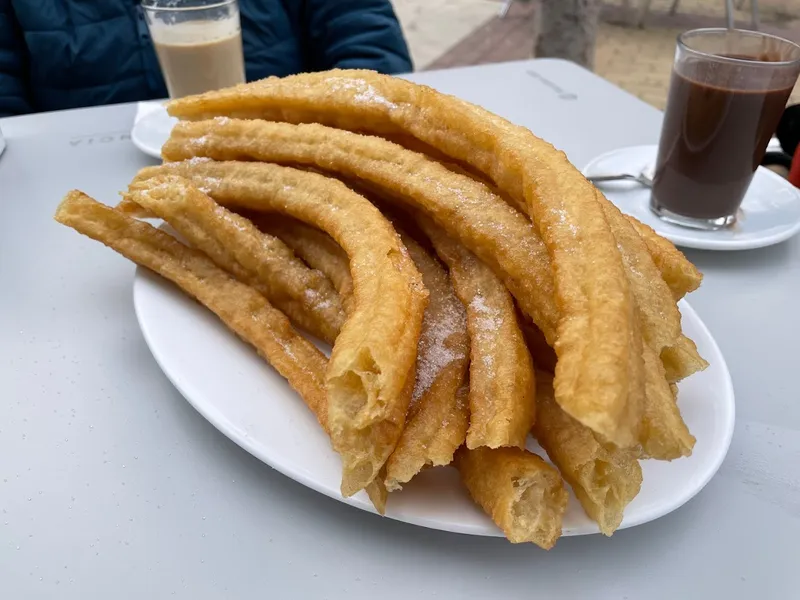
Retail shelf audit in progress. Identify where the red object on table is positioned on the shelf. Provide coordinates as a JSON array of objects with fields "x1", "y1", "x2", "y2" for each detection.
[{"x1": 791, "y1": 144, "x2": 800, "y2": 188}]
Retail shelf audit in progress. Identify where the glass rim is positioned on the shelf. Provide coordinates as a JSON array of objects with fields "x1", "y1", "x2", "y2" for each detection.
[
  {"x1": 677, "y1": 28, "x2": 800, "y2": 69},
  {"x1": 141, "y1": 0, "x2": 237, "y2": 12}
]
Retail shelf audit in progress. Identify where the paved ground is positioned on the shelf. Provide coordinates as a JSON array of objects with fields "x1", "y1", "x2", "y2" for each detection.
[{"x1": 394, "y1": 0, "x2": 800, "y2": 109}]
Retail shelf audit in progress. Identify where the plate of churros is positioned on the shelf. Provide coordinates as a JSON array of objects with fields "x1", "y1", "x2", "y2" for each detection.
[{"x1": 54, "y1": 70, "x2": 735, "y2": 549}]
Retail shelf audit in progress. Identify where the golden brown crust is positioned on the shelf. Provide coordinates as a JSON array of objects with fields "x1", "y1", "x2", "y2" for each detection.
[
  {"x1": 164, "y1": 71, "x2": 661, "y2": 447},
  {"x1": 600, "y1": 197, "x2": 681, "y2": 353},
  {"x1": 54, "y1": 190, "x2": 389, "y2": 511},
  {"x1": 456, "y1": 446, "x2": 568, "y2": 548},
  {"x1": 626, "y1": 215, "x2": 703, "y2": 300},
  {"x1": 168, "y1": 70, "x2": 700, "y2": 304},
  {"x1": 419, "y1": 218, "x2": 535, "y2": 450},
  {"x1": 123, "y1": 176, "x2": 345, "y2": 344},
  {"x1": 162, "y1": 118, "x2": 559, "y2": 340},
  {"x1": 54, "y1": 191, "x2": 330, "y2": 425},
  {"x1": 384, "y1": 234, "x2": 469, "y2": 491},
  {"x1": 255, "y1": 215, "x2": 356, "y2": 315},
  {"x1": 661, "y1": 334, "x2": 709, "y2": 383},
  {"x1": 639, "y1": 345, "x2": 696, "y2": 459},
  {"x1": 129, "y1": 161, "x2": 428, "y2": 497},
  {"x1": 532, "y1": 373, "x2": 642, "y2": 536}
]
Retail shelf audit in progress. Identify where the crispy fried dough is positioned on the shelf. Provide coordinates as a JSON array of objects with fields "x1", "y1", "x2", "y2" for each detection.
[
  {"x1": 54, "y1": 191, "x2": 329, "y2": 416},
  {"x1": 456, "y1": 446, "x2": 568, "y2": 548},
  {"x1": 54, "y1": 191, "x2": 390, "y2": 510},
  {"x1": 639, "y1": 346, "x2": 695, "y2": 459},
  {"x1": 166, "y1": 81, "x2": 645, "y2": 448},
  {"x1": 169, "y1": 76, "x2": 698, "y2": 302},
  {"x1": 600, "y1": 198, "x2": 681, "y2": 353},
  {"x1": 661, "y1": 335, "x2": 709, "y2": 383},
  {"x1": 626, "y1": 216, "x2": 702, "y2": 301},
  {"x1": 123, "y1": 176, "x2": 345, "y2": 344},
  {"x1": 255, "y1": 215, "x2": 355, "y2": 314},
  {"x1": 419, "y1": 218, "x2": 535, "y2": 449},
  {"x1": 128, "y1": 161, "x2": 428, "y2": 496},
  {"x1": 161, "y1": 118, "x2": 559, "y2": 340},
  {"x1": 532, "y1": 373, "x2": 642, "y2": 536},
  {"x1": 255, "y1": 213, "x2": 470, "y2": 490},
  {"x1": 384, "y1": 233, "x2": 469, "y2": 491}
]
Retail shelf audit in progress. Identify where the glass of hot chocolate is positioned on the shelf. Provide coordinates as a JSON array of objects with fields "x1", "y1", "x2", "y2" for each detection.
[
  {"x1": 651, "y1": 29, "x2": 800, "y2": 230},
  {"x1": 142, "y1": 0, "x2": 246, "y2": 99}
]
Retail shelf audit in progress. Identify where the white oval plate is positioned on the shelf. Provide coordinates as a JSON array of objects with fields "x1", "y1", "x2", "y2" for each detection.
[
  {"x1": 133, "y1": 266, "x2": 735, "y2": 538},
  {"x1": 131, "y1": 104, "x2": 176, "y2": 159},
  {"x1": 583, "y1": 145, "x2": 800, "y2": 251}
]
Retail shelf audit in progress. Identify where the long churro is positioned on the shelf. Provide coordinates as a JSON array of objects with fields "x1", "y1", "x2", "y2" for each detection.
[
  {"x1": 124, "y1": 176, "x2": 345, "y2": 344},
  {"x1": 456, "y1": 446, "x2": 568, "y2": 548},
  {"x1": 384, "y1": 233, "x2": 469, "y2": 491},
  {"x1": 161, "y1": 118, "x2": 559, "y2": 340},
  {"x1": 255, "y1": 215, "x2": 355, "y2": 314},
  {"x1": 626, "y1": 215, "x2": 702, "y2": 300},
  {"x1": 418, "y1": 218, "x2": 535, "y2": 450},
  {"x1": 532, "y1": 373, "x2": 642, "y2": 536},
  {"x1": 54, "y1": 190, "x2": 391, "y2": 511},
  {"x1": 128, "y1": 162, "x2": 428, "y2": 497}
]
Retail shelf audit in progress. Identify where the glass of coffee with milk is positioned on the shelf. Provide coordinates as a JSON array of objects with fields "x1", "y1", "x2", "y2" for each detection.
[
  {"x1": 142, "y1": 0, "x2": 246, "y2": 99},
  {"x1": 651, "y1": 29, "x2": 800, "y2": 230}
]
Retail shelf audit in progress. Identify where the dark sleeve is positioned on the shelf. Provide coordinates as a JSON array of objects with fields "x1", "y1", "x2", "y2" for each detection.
[
  {"x1": 303, "y1": 0, "x2": 412, "y2": 74},
  {"x1": 0, "y1": 0, "x2": 31, "y2": 117}
]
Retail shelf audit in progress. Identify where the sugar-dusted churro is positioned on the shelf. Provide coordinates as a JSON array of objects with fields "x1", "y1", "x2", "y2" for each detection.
[
  {"x1": 384, "y1": 233, "x2": 469, "y2": 491},
  {"x1": 418, "y1": 217, "x2": 535, "y2": 449},
  {"x1": 124, "y1": 176, "x2": 345, "y2": 344}
]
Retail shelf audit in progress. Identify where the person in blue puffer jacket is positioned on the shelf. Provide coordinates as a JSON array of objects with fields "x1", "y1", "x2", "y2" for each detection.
[{"x1": 0, "y1": 0, "x2": 412, "y2": 117}]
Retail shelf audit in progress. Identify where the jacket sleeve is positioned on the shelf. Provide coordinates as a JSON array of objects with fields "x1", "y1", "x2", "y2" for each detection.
[
  {"x1": 0, "y1": 0, "x2": 31, "y2": 117},
  {"x1": 303, "y1": 0, "x2": 412, "y2": 74}
]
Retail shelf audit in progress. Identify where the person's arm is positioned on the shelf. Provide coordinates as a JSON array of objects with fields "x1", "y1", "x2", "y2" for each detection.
[
  {"x1": 303, "y1": 0, "x2": 412, "y2": 74},
  {"x1": 0, "y1": 0, "x2": 31, "y2": 116}
]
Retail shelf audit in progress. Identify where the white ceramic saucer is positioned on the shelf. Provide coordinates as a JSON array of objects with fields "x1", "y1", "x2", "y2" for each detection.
[
  {"x1": 583, "y1": 145, "x2": 800, "y2": 251},
  {"x1": 131, "y1": 103, "x2": 176, "y2": 159}
]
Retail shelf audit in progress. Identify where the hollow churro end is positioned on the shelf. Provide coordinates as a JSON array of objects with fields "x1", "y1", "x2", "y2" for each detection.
[
  {"x1": 573, "y1": 455, "x2": 642, "y2": 537},
  {"x1": 506, "y1": 469, "x2": 569, "y2": 547},
  {"x1": 457, "y1": 446, "x2": 568, "y2": 549}
]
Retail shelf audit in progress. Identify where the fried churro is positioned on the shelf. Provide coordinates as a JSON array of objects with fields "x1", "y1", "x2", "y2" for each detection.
[
  {"x1": 54, "y1": 190, "x2": 391, "y2": 511},
  {"x1": 123, "y1": 176, "x2": 345, "y2": 344},
  {"x1": 167, "y1": 72, "x2": 700, "y2": 302},
  {"x1": 532, "y1": 373, "x2": 642, "y2": 536},
  {"x1": 55, "y1": 191, "x2": 329, "y2": 415},
  {"x1": 165, "y1": 71, "x2": 709, "y2": 446},
  {"x1": 255, "y1": 215, "x2": 355, "y2": 314},
  {"x1": 456, "y1": 446, "x2": 568, "y2": 548},
  {"x1": 128, "y1": 162, "x2": 428, "y2": 497},
  {"x1": 661, "y1": 334, "x2": 709, "y2": 383},
  {"x1": 161, "y1": 118, "x2": 559, "y2": 340},
  {"x1": 626, "y1": 215, "x2": 702, "y2": 300},
  {"x1": 418, "y1": 218, "x2": 535, "y2": 450},
  {"x1": 383, "y1": 233, "x2": 469, "y2": 491}
]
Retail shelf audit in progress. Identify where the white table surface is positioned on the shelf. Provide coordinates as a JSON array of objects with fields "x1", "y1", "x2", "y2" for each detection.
[{"x1": 2, "y1": 59, "x2": 798, "y2": 599}]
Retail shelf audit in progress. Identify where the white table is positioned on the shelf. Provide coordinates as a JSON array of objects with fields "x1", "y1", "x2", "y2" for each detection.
[{"x1": 2, "y1": 59, "x2": 798, "y2": 599}]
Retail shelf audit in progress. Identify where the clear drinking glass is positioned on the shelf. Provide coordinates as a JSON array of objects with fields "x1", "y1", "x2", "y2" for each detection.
[
  {"x1": 142, "y1": 0, "x2": 246, "y2": 99},
  {"x1": 651, "y1": 28, "x2": 800, "y2": 230}
]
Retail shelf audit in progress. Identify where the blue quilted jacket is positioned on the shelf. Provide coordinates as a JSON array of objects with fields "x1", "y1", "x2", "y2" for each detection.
[{"x1": 0, "y1": 0, "x2": 411, "y2": 116}]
